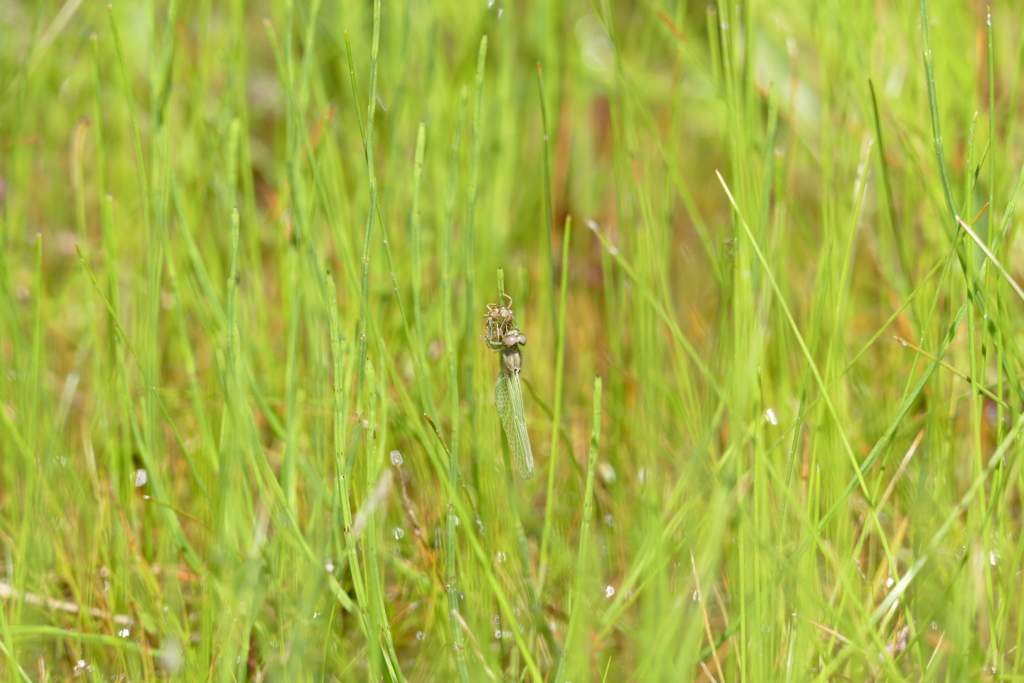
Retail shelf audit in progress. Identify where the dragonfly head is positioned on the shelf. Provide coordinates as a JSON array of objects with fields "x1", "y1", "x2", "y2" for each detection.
[{"x1": 503, "y1": 330, "x2": 526, "y2": 347}]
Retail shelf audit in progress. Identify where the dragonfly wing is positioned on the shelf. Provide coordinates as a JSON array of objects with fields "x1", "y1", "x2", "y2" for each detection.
[{"x1": 494, "y1": 370, "x2": 535, "y2": 479}]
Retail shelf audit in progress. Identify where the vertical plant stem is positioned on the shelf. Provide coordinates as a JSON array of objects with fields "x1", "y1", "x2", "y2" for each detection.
[
  {"x1": 411, "y1": 122, "x2": 428, "y2": 363},
  {"x1": 553, "y1": 375, "x2": 602, "y2": 683},
  {"x1": 536, "y1": 63, "x2": 557, "y2": 330},
  {"x1": 464, "y1": 36, "x2": 488, "y2": 492},
  {"x1": 539, "y1": 215, "x2": 572, "y2": 586},
  {"x1": 325, "y1": 274, "x2": 376, "y2": 661},
  {"x1": 443, "y1": 86, "x2": 471, "y2": 683}
]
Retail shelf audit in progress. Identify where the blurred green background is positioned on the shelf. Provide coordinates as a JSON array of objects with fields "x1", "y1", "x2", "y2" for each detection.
[{"x1": 4, "y1": 0, "x2": 1024, "y2": 680}]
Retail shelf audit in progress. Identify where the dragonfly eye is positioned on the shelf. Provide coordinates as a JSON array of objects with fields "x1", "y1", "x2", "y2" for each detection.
[
  {"x1": 503, "y1": 333, "x2": 519, "y2": 347},
  {"x1": 516, "y1": 333, "x2": 527, "y2": 345}
]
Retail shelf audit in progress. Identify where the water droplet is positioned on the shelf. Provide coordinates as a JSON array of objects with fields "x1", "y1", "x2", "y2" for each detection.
[
  {"x1": 133, "y1": 469, "x2": 148, "y2": 487},
  {"x1": 990, "y1": 551, "x2": 999, "y2": 566},
  {"x1": 324, "y1": 558, "x2": 335, "y2": 572},
  {"x1": 931, "y1": 621, "x2": 938, "y2": 630},
  {"x1": 494, "y1": 629, "x2": 502, "y2": 639},
  {"x1": 886, "y1": 577, "x2": 894, "y2": 587},
  {"x1": 416, "y1": 631, "x2": 425, "y2": 641},
  {"x1": 454, "y1": 516, "x2": 460, "y2": 526},
  {"x1": 598, "y1": 462, "x2": 616, "y2": 484},
  {"x1": 393, "y1": 527, "x2": 405, "y2": 540},
  {"x1": 604, "y1": 585, "x2": 615, "y2": 598},
  {"x1": 693, "y1": 590, "x2": 700, "y2": 601},
  {"x1": 496, "y1": 551, "x2": 506, "y2": 563},
  {"x1": 603, "y1": 514, "x2": 614, "y2": 527},
  {"x1": 761, "y1": 624, "x2": 770, "y2": 633},
  {"x1": 118, "y1": 628, "x2": 130, "y2": 638},
  {"x1": 390, "y1": 450, "x2": 403, "y2": 466},
  {"x1": 765, "y1": 408, "x2": 778, "y2": 425}
]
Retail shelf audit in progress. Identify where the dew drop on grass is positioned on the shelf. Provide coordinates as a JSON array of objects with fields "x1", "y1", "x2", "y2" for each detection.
[
  {"x1": 494, "y1": 630, "x2": 502, "y2": 640},
  {"x1": 118, "y1": 628, "x2": 130, "y2": 638},
  {"x1": 324, "y1": 557, "x2": 335, "y2": 572},
  {"x1": 416, "y1": 631, "x2": 425, "y2": 641},
  {"x1": 133, "y1": 469, "x2": 148, "y2": 487},
  {"x1": 389, "y1": 450, "x2": 403, "y2": 466},
  {"x1": 496, "y1": 551, "x2": 506, "y2": 563},
  {"x1": 765, "y1": 408, "x2": 778, "y2": 425},
  {"x1": 393, "y1": 527, "x2": 405, "y2": 540},
  {"x1": 604, "y1": 585, "x2": 615, "y2": 598}
]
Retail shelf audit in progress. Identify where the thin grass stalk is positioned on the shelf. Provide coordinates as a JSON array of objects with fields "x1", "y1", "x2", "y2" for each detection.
[
  {"x1": 411, "y1": 122, "x2": 428, "y2": 368},
  {"x1": 539, "y1": 216, "x2": 572, "y2": 585},
  {"x1": 464, "y1": 36, "x2": 488, "y2": 492},
  {"x1": 535, "y1": 63, "x2": 557, "y2": 330},
  {"x1": 553, "y1": 376, "x2": 602, "y2": 682},
  {"x1": 442, "y1": 86, "x2": 471, "y2": 683}
]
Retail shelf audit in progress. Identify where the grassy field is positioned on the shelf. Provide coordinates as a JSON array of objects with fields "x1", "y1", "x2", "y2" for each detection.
[{"x1": 4, "y1": 0, "x2": 1024, "y2": 680}]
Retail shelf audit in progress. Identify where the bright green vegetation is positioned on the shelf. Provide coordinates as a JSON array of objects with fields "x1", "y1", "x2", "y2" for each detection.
[{"x1": 4, "y1": 0, "x2": 1024, "y2": 680}]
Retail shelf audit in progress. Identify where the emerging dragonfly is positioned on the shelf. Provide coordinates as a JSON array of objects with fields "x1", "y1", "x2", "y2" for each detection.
[{"x1": 483, "y1": 294, "x2": 534, "y2": 479}]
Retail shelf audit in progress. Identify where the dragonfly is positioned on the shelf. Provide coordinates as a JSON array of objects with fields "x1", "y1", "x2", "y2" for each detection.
[{"x1": 483, "y1": 295, "x2": 535, "y2": 479}]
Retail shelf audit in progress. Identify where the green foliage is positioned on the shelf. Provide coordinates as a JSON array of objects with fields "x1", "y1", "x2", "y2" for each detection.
[{"x1": 2, "y1": 0, "x2": 1024, "y2": 680}]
